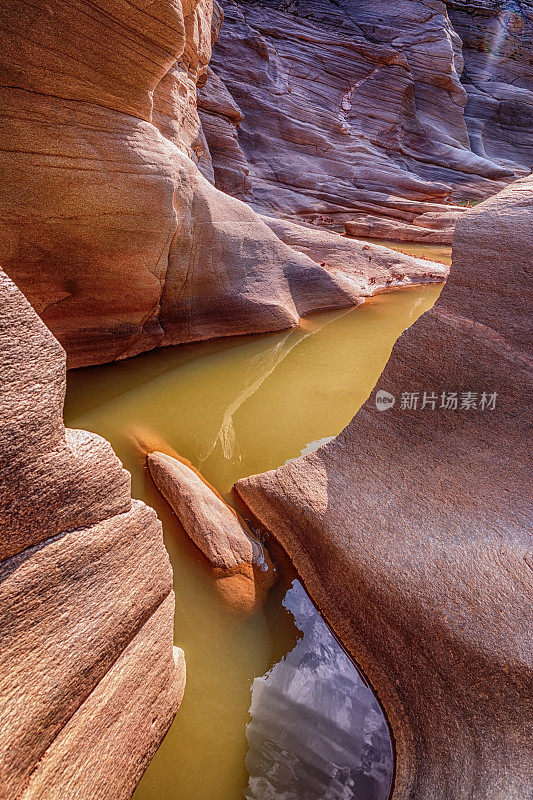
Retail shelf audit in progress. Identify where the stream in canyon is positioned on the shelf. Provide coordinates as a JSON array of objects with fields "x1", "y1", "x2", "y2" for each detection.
[
  {"x1": 64, "y1": 280, "x2": 444, "y2": 800},
  {"x1": 349, "y1": 238, "x2": 453, "y2": 266}
]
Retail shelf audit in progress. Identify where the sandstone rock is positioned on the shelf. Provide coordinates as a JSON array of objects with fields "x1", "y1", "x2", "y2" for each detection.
[
  {"x1": 236, "y1": 176, "x2": 533, "y2": 799},
  {"x1": 0, "y1": 0, "x2": 451, "y2": 369},
  {"x1": 448, "y1": 172, "x2": 533, "y2": 354},
  {"x1": 203, "y1": 0, "x2": 531, "y2": 227},
  {"x1": 0, "y1": 270, "x2": 185, "y2": 799},
  {"x1": 198, "y1": 66, "x2": 253, "y2": 195},
  {"x1": 447, "y1": 0, "x2": 533, "y2": 173},
  {"x1": 153, "y1": 0, "x2": 216, "y2": 181},
  {"x1": 261, "y1": 216, "x2": 449, "y2": 290},
  {"x1": 344, "y1": 207, "x2": 464, "y2": 244},
  {"x1": 147, "y1": 451, "x2": 276, "y2": 613}
]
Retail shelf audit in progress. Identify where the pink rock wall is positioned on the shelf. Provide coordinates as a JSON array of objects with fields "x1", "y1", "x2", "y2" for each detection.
[
  {"x1": 201, "y1": 0, "x2": 532, "y2": 225},
  {"x1": 0, "y1": 270, "x2": 186, "y2": 799}
]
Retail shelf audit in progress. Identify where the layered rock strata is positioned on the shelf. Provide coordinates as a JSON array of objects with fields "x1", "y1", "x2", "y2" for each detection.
[
  {"x1": 447, "y1": 0, "x2": 533, "y2": 173},
  {"x1": 0, "y1": 270, "x2": 185, "y2": 799},
  {"x1": 202, "y1": 0, "x2": 532, "y2": 229},
  {"x1": 236, "y1": 177, "x2": 533, "y2": 799},
  {"x1": 0, "y1": 0, "x2": 446, "y2": 369},
  {"x1": 345, "y1": 207, "x2": 465, "y2": 244}
]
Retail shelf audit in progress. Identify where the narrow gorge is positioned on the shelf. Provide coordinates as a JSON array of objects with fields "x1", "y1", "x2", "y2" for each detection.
[{"x1": 0, "y1": 2, "x2": 531, "y2": 800}]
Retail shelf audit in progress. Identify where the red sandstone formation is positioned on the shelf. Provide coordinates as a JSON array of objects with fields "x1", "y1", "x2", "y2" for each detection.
[
  {"x1": 0, "y1": 270, "x2": 185, "y2": 799},
  {"x1": 344, "y1": 207, "x2": 464, "y2": 244},
  {"x1": 147, "y1": 451, "x2": 276, "y2": 614},
  {"x1": 202, "y1": 0, "x2": 531, "y2": 231},
  {"x1": 236, "y1": 177, "x2": 533, "y2": 800},
  {"x1": 263, "y1": 216, "x2": 449, "y2": 286},
  {"x1": 0, "y1": 0, "x2": 446, "y2": 370}
]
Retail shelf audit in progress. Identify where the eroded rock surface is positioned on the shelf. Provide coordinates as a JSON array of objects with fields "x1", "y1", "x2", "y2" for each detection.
[
  {"x1": 0, "y1": 270, "x2": 185, "y2": 799},
  {"x1": 0, "y1": 0, "x2": 447, "y2": 369},
  {"x1": 147, "y1": 451, "x2": 276, "y2": 613},
  {"x1": 263, "y1": 216, "x2": 449, "y2": 289},
  {"x1": 345, "y1": 207, "x2": 464, "y2": 244},
  {"x1": 236, "y1": 177, "x2": 533, "y2": 799},
  {"x1": 202, "y1": 0, "x2": 531, "y2": 230},
  {"x1": 447, "y1": 0, "x2": 533, "y2": 173}
]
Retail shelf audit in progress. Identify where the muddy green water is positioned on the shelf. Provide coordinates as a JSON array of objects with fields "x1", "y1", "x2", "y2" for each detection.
[
  {"x1": 352, "y1": 237, "x2": 453, "y2": 266},
  {"x1": 64, "y1": 283, "x2": 443, "y2": 800}
]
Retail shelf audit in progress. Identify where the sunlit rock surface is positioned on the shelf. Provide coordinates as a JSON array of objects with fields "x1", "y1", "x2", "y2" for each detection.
[
  {"x1": 202, "y1": 0, "x2": 531, "y2": 230},
  {"x1": 0, "y1": 270, "x2": 185, "y2": 799},
  {"x1": 147, "y1": 450, "x2": 276, "y2": 614},
  {"x1": 236, "y1": 175, "x2": 533, "y2": 799},
  {"x1": 245, "y1": 580, "x2": 393, "y2": 800},
  {"x1": 0, "y1": 0, "x2": 446, "y2": 368}
]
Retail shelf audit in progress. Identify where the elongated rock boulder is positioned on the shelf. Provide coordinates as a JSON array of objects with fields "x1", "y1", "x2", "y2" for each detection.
[
  {"x1": 0, "y1": 270, "x2": 185, "y2": 799},
  {"x1": 262, "y1": 216, "x2": 449, "y2": 290},
  {"x1": 236, "y1": 176, "x2": 533, "y2": 799},
  {"x1": 147, "y1": 451, "x2": 276, "y2": 613}
]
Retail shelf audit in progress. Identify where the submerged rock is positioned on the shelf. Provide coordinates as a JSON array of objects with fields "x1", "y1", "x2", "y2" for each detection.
[
  {"x1": 0, "y1": 270, "x2": 185, "y2": 799},
  {"x1": 236, "y1": 175, "x2": 533, "y2": 799},
  {"x1": 147, "y1": 451, "x2": 276, "y2": 613}
]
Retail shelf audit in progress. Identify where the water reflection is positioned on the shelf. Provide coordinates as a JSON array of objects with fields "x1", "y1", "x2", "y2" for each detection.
[
  {"x1": 246, "y1": 581, "x2": 393, "y2": 800},
  {"x1": 65, "y1": 285, "x2": 442, "y2": 502}
]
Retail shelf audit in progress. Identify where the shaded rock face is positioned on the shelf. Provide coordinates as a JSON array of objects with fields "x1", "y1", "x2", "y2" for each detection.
[
  {"x1": 0, "y1": 270, "x2": 185, "y2": 799},
  {"x1": 0, "y1": 0, "x2": 447, "y2": 369},
  {"x1": 447, "y1": 0, "x2": 533, "y2": 172},
  {"x1": 236, "y1": 176, "x2": 533, "y2": 800},
  {"x1": 202, "y1": 0, "x2": 531, "y2": 227}
]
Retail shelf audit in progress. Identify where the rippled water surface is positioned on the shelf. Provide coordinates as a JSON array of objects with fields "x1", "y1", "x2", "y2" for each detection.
[{"x1": 64, "y1": 282, "x2": 443, "y2": 800}]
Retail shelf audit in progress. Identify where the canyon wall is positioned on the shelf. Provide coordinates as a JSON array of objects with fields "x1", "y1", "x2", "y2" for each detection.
[
  {"x1": 0, "y1": 270, "x2": 185, "y2": 799},
  {"x1": 236, "y1": 176, "x2": 533, "y2": 800},
  {"x1": 0, "y1": 0, "x2": 445, "y2": 369},
  {"x1": 201, "y1": 0, "x2": 532, "y2": 227}
]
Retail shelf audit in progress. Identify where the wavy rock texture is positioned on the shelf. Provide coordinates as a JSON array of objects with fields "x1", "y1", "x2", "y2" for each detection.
[
  {"x1": 0, "y1": 270, "x2": 185, "y2": 799},
  {"x1": 262, "y1": 216, "x2": 449, "y2": 287},
  {"x1": 236, "y1": 177, "x2": 533, "y2": 800},
  {"x1": 0, "y1": 0, "x2": 445, "y2": 369},
  {"x1": 201, "y1": 0, "x2": 532, "y2": 230},
  {"x1": 447, "y1": 0, "x2": 533, "y2": 172}
]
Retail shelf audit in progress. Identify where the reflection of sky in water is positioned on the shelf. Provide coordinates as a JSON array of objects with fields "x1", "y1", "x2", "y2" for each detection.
[
  {"x1": 245, "y1": 581, "x2": 393, "y2": 800},
  {"x1": 65, "y1": 286, "x2": 441, "y2": 800}
]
